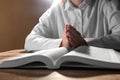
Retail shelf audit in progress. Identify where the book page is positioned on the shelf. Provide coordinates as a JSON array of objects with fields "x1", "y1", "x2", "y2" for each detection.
[
  {"x1": 0, "y1": 50, "x2": 53, "y2": 68},
  {"x1": 56, "y1": 46, "x2": 120, "y2": 69},
  {"x1": 36, "y1": 47, "x2": 69, "y2": 65},
  {"x1": 64, "y1": 46, "x2": 120, "y2": 63},
  {"x1": 0, "y1": 47, "x2": 69, "y2": 68}
]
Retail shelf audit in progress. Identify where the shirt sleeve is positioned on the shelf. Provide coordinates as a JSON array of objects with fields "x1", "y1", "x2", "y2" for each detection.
[
  {"x1": 86, "y1": 0, "x2": 120, "y2": 50},
  {"x1": 24, "y1": 6, "x2": 62, "y2": 51}
]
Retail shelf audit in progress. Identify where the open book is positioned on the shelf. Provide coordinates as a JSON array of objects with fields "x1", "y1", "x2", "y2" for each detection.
[{"x1": 0, "y1": 46, "x2": 120, "y2": 69}]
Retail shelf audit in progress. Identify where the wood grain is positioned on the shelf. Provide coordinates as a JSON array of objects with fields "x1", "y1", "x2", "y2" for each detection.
[{"x1": 0, "y1": 69, "x2": 120, "y2": 80}]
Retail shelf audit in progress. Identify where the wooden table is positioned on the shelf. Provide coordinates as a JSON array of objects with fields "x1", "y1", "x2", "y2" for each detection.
[{"x1": 0, "y1": 49, "x2": 120, "y2": 80}]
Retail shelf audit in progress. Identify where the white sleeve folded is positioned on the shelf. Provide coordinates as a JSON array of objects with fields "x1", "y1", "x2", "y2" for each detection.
[
  {"x1": 24, "y1": 34, "x2": 62, "y2": 51},
  {"x1": 85, "y1": 33, "x2": 120, "y2": 50}
]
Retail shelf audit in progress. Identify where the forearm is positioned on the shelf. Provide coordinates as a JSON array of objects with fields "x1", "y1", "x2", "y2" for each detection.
[
  {"x1": 85, "y1": 34, "x2": 120, "y2": 50},
  {"x1": 24, "y1": 34, "x2": 62, "y2": 51}
]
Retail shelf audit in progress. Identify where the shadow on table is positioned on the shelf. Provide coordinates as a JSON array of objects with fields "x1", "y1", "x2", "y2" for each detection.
[
  {"x1": 57, "y1": 68, "x2": 120, "y2": 78},
  {"x1": 0, "y1": 69, "x2": 52, "y2": 77},
  {"x1": 0, "y1": 68, "x2": 120, "y2": 78}
]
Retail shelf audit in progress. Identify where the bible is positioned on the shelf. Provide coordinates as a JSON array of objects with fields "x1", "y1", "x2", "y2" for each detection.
[{"x1": 0, "y1": 46, "x2": 120, "y2": 69}]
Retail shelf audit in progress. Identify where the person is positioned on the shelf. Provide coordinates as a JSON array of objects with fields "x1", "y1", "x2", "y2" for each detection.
[{"x1": 24, "y1": 0, "x2": 120, "y2": 51}]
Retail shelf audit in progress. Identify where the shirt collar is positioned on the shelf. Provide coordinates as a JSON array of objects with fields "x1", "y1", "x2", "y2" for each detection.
[{"x1": 64, "y1": 0, "x2": 92, "y2": 11}]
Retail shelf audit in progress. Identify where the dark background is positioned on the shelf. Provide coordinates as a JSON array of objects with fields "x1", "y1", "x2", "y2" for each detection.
[{"x1": 0, "y1": 0, "x2": 53, "y2": 52}]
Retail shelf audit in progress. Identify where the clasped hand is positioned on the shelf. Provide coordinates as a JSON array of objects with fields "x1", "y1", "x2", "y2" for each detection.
[{"x1": 60, "y1": 24, "x2": 88, "y2": 48}]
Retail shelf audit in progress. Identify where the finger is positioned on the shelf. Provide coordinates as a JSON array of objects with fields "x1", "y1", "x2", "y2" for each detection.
[
  {"x1": 65, "y1": 32, "x2": 74, "y2": 47},
  {"x1": 67, "y1": 30, "x2": 81, "y2": 44},
  {"x1": 66, "y1": 25, "x2": 83, "y2": 47},
  {"x1": 66, "y1": 28, "x2": 88, "y2": 47},
  {"x1": 67, "y1": 34, "x2": 79, "y2": 47},
  {"x1": 69, "y1": 38, "x2": 78, "y2": 48},
  {"x1": 69, "y1": 25, "x2": 76, "y2": 30},
  {"x1": 70, "y1": 30, "x2": 82, "y2": 40},
  {"x1": 65, "y1": 25, "x2": 76, "y2": 34},
  {"x1": 69, "y1": 35, "x2": 80, "y2": 45},
  {"x1": 69, "y1": 25, "x2": 81, "y2": 37},
  {"x1": 66, "y1": 26, "x2": 74, "y2": 37},
  {"x1": 65, "y1": 25, "x2": 79, "y2": 37},
  {"x1": 65, "y1": 29, "x2": 73, "y2": 47},
  {"x1": 66, "y1": 31, "x2": 81, "y2": 40},
  {"x1": 67, "y1": 37, "x2": 72, "y2": 47},
  {"x1": 66, "y1": 25, "x2": 76, "y2": 32},
  {"x1": 65, "y1": 24, "x2": 70, "y2": 33},
  {"x1": 67, "y1": 31, "x2": 87, "y2": 47}
]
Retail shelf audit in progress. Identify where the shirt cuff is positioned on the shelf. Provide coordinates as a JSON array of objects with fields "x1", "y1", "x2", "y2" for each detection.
[{"x1": 84, "y1": 38, "x2": 104, "y2": 48}]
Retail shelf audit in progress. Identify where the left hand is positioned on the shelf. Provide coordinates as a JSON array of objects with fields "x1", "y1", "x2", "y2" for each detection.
[{"x1": 66, "y1": 25, "x2": 88, "y2": 48}]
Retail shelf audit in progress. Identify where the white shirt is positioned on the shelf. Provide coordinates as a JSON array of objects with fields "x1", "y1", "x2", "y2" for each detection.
[{"x1": 25, "y1": 0, "x2": 120, "y2": 51}]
